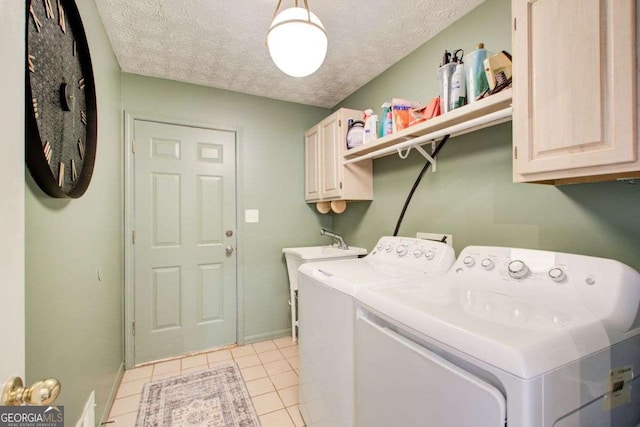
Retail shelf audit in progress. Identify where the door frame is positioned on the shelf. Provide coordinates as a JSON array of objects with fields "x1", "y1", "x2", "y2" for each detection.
[
  {"x1": 123, "y1": 112, "x2": 244, "y2": 368},
  {"x1": 0, "y1": 0, "x2": 25, "y2": 382}
]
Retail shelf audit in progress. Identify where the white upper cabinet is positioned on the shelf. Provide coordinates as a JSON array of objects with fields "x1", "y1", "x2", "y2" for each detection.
[
  {"x1": 512, "y1": 0, "x2": 638, "y2": 183},
  {"x1": 305, "y1": 108, "x2": 373, "y2": 202}
]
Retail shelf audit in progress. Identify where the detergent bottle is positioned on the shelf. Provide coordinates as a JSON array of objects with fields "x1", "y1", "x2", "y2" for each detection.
[
  {"x1": 379, "y1": 102, "x2": 393, "y2": 137},
  {"x1": 465, "y1": 43, "x2": 491, "y2": 103}
]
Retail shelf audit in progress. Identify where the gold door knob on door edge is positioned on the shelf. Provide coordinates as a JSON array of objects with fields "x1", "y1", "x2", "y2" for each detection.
[{"x1": 1, "y1": 377, "x2": 61, "y2": 406}]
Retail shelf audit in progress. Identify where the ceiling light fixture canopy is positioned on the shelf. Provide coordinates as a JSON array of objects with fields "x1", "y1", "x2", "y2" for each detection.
[{"x1": 267, "y1": 0, "x2": 327, "y2": 78}]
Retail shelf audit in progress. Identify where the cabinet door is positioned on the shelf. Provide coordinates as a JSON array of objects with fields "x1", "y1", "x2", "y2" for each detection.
[
  {"x1": 513, "y1": 0, "x2": 636, "y2": 181},
  {"x1": 320, "y1": 115, "x2": 342, "y2": 199},
  {"x1": 304, "y1": 127, "x2": 320, "y2": 201}
]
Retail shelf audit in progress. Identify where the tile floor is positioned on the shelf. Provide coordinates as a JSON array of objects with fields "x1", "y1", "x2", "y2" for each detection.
[{"x1": 107, "y1": 336, "x2": 304, "y2": 427}]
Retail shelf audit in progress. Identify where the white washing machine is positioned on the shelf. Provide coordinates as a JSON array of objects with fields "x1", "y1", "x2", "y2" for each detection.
[
  {"x1": 355, "y1": 246, "x2": 640, "y2": 427},
  {"x1": 297, "y1": 236, "x2": 455, "y2": 427}
]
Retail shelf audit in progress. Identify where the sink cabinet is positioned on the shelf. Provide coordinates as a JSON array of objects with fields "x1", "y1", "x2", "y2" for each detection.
[
  {"x1": 512, "y1": 0, "x2": 638, "y2": 184},
  {"x1": 305, "y1": 108, "x2": 373, "y2": 202}
]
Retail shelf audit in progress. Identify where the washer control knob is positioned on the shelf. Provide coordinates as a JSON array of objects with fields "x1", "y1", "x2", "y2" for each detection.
[
  {"x1": 376, "y1": 243, "x2": 384, "y2": 251},
  {"x1": 385, "y1": 244, "x2": 393, "y2": 253},
  {"x1": 463, "y1": 256, "x2": 475, "y2": 267},
  {"x1": 424, "y1": 250, "x2": 435, "y2": 260},
  {"x1": 413, "y1": 248, "x2": 424, "y2": 258},
  {"x1": 396, "y1": 244, "x2": 408, "y2": 257},
  {"x1": 508, "y1": 260, "x2": 529, "y2": 279},
  {"x1": 548, "y1": 267, "x2": 565, "y2": 282},
  {"x1": 480, "y1": 258, "x2": 494, "y2": 270}
]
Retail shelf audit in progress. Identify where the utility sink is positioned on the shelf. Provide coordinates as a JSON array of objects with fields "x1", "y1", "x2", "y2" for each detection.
[
  {"x1": 283, "y1": 245, "x2": 367, "y2": 261},
  {"x1": 283, "y1": 245, "x2": 367, "y2": 342}
]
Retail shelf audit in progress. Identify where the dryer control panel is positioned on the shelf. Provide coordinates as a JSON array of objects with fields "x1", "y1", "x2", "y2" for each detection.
[
  {"x1": 367, "y1": 236, "x2": 455, "y2": 275},
  {"x1": 451, "y1": 246, "x2": 640, "y2": 333}
]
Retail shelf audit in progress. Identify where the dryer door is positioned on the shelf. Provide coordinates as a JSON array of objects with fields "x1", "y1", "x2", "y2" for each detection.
[{"x1": 356, "y1": 312, "x2": 506, "y2": 427}]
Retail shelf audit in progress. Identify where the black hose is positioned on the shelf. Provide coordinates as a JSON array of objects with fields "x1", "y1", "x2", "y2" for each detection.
[{"x1": 393, "y1": 135, "x2": 450, "y2": 236}]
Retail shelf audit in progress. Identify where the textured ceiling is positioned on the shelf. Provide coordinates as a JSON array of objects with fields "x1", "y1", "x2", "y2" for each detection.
[{"x1": 95, "y1": 0, "x2": 485, "y2": 108}]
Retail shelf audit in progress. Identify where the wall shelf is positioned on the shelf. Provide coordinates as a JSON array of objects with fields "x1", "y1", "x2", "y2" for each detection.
[{"x1": 343, "y1": 88, "x2": 513, "y2": 165}]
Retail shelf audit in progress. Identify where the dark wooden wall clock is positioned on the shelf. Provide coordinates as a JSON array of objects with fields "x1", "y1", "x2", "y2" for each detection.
[{"x1": 25, "y1": 0, "x2": 97, "y2": 198}]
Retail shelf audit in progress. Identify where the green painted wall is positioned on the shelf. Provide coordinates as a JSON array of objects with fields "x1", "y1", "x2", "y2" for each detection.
[
  {"x1": 120, "y1": 74, "x2": 330, "y2": 342},
  {"x1": 334, "y1": 0, "x2": 640, "y2": 270},
  {"x1": 25, "y1": 0, "x2": 123, "y2": 424}
]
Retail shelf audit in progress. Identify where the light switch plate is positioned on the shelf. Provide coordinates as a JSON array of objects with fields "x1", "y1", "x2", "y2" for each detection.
[{"x1": 245, "y1": 209, "x2": 259, "y2": 223}]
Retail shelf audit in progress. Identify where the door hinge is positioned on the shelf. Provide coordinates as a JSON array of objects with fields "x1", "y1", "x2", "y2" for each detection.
[
  {"x1": 132, "y1": 230, "x2": 136, "y2": 244},
  {"x1": 132, "y1": 321, "x2": 135, "y2": 336},
  {"x1": 339, "y1": 182, "x2": 343, "y2": 189},
  {"x1": 338, "y1": 120, "x2": 341, "y2": 127},
  {"x1": 132, "y1": 139, "x2": 136, "y2": 153},
  {"x1": 513, "y1": 17, "x2": 516, "y2": 31},
  {"x1": 514, "y1": 147, "x2": 518, "y2": 160}
]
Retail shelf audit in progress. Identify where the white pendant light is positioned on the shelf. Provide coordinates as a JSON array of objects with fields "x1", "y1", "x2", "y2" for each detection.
[{"x1": 267, "y1": 0, "x2": 327, "y2": 78}]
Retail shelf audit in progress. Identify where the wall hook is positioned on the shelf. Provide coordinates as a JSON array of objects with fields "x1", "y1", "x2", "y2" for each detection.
[{"x1": 397, "y1": 147, "x2": 412, "y2": 159}]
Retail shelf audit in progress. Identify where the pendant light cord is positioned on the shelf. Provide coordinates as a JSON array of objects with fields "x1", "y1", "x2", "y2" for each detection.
[
  {"x1": 393, "y1": 135, "x2": 450, "y2": 237},
  {"x1": 272, "y1": 0, "x2": 313, "y2": 23},
  {"x1": 271, "y1": 0, "x2": 283, "y2": 21}
]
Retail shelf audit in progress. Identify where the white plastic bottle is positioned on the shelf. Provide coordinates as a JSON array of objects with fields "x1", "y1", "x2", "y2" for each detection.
[
  {"x1": 450, "y1": 59, "x2": 466, "y2": 110},
  {"x1": 363, "y1": 109, "x2": 378, "y2": 143}
]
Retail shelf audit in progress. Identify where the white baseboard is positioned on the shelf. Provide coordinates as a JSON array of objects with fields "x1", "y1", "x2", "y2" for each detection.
[{"x1": 98, "y1": 361, "x2": 125, "y2": 425}]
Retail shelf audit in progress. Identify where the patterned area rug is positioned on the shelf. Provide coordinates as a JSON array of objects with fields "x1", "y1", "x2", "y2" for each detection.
[{"x1": 136, "y1": 363, "x2": 261, "y2": 427}]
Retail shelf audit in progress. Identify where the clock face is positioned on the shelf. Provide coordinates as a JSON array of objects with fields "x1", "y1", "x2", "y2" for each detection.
[{"x1": 25, "y1": 0, "x2": 97, "y2": 198}]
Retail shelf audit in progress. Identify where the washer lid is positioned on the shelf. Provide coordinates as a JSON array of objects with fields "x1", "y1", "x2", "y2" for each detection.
[
  {"x1": 299, "y1": 258, "x2": 432, "y2": 296},
  {"x1": 355, "y1": 246, "x2": 640, "y2": 379}
]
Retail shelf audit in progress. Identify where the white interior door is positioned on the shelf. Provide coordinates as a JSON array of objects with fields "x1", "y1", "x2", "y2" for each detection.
[
  {"x1": 133, "y1": 120, "x2": 237, "y2": 364},
  {"x1": 1, "y1": 1, "x2": 25, "y2": 383}
]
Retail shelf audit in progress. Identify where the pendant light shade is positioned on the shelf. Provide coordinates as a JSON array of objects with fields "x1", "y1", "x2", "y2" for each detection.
[{"x1": 267, "y1": 3, "x2": 327, "y2": 78}]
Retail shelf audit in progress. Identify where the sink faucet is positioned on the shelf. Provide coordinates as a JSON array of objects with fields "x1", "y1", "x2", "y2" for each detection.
[{"x1": 321, "y1": 229, "x2": 349, "y2": 250}]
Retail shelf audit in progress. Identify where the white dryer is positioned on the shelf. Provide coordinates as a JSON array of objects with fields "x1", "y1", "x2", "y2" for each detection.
[
  {"x1": 297, "y1": 236, "x2": 455, "y2": 427},
  {"x1": 355, "y1": 246, "x2": 640, "y2": 427}
]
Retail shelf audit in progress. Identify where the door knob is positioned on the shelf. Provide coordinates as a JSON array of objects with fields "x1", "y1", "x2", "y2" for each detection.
[
  {"x1": 1, "y1": 376, "x2": 61, "y2": 406},
  {"x1": 225, "y1": 245, "x2": 234, "y2": 255}
]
